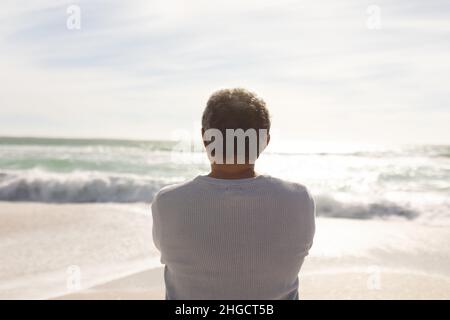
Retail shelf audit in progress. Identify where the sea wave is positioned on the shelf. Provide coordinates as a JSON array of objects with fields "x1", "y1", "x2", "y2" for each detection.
[
  {"x1": 0, "y1": 171, "x2": 166, "y2": 203},
  {"x1": 315, "y1": 195, "x2": 419, "y2": 220},
  {"x1": 1, "y1": 171, "x2": 447, "y2": 223}
]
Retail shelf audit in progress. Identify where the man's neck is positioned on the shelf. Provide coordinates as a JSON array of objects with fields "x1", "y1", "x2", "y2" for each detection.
[{"x1": 208, "y1": 164, "x2": 257, "y2": 180}]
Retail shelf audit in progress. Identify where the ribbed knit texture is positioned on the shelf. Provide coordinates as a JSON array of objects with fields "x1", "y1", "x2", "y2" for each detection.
[{"x1": 151, "y1": 174, "x2": 315, "y2": 300}]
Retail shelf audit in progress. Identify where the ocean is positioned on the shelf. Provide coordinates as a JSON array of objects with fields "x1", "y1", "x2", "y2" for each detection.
[{"x1": 0, "y1": 136, "x2": 449, "y2": 225}]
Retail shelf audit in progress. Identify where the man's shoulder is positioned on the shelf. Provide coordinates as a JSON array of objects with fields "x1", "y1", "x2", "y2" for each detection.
[
  {"x1": 260, "y1": 175, "x2": 310, "y2": 195},
  {"x1": 262, "y1": 176, "x2": 315, "y2": 221},
  {"x1": 153, "y1": 177, "x2": 201, "y2": 203}
]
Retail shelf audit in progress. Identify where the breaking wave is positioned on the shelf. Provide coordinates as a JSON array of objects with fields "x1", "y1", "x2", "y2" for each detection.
[
  {"x1": 2, "y1": 171, "x2": 449, "y2": 224},
  {"x1": 0, "y1": 171, "x2": 166, "y2": 203},
  {"x1": 315, "y1": 195, "x2": 419, "y2": 220}
]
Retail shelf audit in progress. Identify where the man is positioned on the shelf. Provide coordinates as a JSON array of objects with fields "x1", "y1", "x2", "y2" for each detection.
[{"x1": 152, "y1": 88, "x2": 315, "y2": 300}]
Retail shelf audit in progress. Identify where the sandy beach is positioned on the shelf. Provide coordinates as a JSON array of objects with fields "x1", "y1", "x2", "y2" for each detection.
[
  {"x1": 0, "y1": 202, "x2": 449, "y2": 300},
  {"x1": 55, "y1": 268, "x2": 450, "y2": 300}
]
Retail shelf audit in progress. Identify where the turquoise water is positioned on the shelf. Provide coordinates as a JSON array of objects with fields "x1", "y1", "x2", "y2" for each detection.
[{"x1": 0, "y1": 136, "x2": 449, "y2": 224}]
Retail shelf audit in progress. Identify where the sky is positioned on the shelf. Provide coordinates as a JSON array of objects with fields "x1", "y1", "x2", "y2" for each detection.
[{"x1": 0, "y1": 0, "x2": 449, "y2": 144}]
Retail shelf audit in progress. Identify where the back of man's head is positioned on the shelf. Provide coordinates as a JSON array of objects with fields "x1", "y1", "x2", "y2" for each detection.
[{"x1": 202, "y1": 88, "x2": 271, "y2": 164}]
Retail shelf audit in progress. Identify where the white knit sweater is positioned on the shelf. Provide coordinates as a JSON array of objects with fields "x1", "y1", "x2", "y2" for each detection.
[{"x1": 151, "y1": 174, "x2": 315, "y2": 300}]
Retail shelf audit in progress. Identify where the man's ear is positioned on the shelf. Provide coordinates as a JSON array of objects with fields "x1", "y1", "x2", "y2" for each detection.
[
  {"x1": 201, "y1": 128, "x2": 206, "y2": 147},
  {"x1": 261, "y1": 132, "x2": 270, "y2": 151},
  {"x1": 257, "y1": 131, "x2": 270, "y2": 159}
]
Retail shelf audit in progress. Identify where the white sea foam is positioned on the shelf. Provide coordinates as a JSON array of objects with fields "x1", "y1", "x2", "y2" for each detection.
[
  {"x1": 0, "y1": 170, "x2": 164, "y2": 203},
  {"x1": 1, "y1": 170, "x2": 449, "y2": 224}
]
